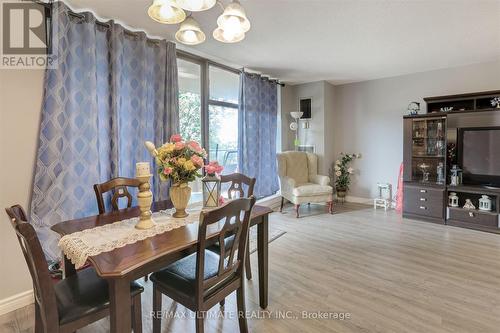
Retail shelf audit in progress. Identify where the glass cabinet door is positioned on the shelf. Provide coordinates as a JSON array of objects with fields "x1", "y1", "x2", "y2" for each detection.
[{"x1": 411, "y1": 118, "x2": 446, "y2": 184}]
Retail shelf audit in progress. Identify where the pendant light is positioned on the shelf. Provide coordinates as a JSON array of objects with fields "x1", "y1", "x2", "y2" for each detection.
[
  {"x1": 213, "y1": 27, "x2": 245, "y2": 43},
  {"x1": 175, "y1": 16, "x2": 206, "y2": 45},
  {"x1": 176, "y1": 0, "x2": 216, "y2": 12},
  {"x1": 217, "y1": 0, "x2": 250, "y2": 33},
  {"x1": 213, "y1": 0, "x2": 250, "y2": 43},
  {"x1": 148, "y1": 0, "x2": 186, "y2": 24}
]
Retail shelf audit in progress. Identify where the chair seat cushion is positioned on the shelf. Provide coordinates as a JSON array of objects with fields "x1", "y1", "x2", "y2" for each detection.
[
  {"x1": 150, "y1": 251, "x2": 220, "y2": 297},
  {"x1": 55, "y1": 267, "x2": 143, "y2": 325},
  {"x1": 292, "y1": 183, "x2": 333, "y2": 197}
]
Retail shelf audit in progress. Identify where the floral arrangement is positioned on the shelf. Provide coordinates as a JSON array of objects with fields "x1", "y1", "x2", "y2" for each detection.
[
  {"x1": 155, "y1": 134, "x2": 207, "y2": 185},
  {"x1": 332, "y1": 153, "x2": 361, "y2": 191},
  {"x1": 491, "y1": 97, "x2": 500, "y2": 108}
]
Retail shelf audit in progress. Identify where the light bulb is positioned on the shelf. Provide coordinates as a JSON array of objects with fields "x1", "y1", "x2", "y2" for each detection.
[
  {"x1": 182, "y1": 30, "x2": 198, "y2": 43},
  {"x1": 159, "y1": 4, "x2": 175, "y2": 19},
  {"x1": 222, "y1": 28, "x2": 236, "y2": 41},
  {"x1": 222, "y1": 16, "x2": 243, "y2": 37}
]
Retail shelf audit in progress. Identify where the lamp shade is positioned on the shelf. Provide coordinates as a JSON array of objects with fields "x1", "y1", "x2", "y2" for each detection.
[
  {"x1": 213, "y1": 27, "x2": 245, "y2": 43},
  {"x1": 176, "y1": 0, "x2": 216, "y2": 12},
  {"x1": 148, "y1": 0, "x2": 186, "y2": 24},
  {"x1": 216, "y1": 1, "x2": 251, "y2": 33},
  {"x1": 290, "y1": 111, "x2": 303, "y2": 119},
  {"x1": 175, "y1": 16, "x2": 206, "y2": 45}
]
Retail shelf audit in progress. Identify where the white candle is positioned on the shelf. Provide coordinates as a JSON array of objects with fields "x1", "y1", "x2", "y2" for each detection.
[{"x1": 136, "y1": 162, "x2": 150, "y2": 177}]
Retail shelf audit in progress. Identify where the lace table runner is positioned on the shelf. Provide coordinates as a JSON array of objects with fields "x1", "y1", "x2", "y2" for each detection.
[{"x1": 59, "y1": 209, "x2": 201, "y2": 269}]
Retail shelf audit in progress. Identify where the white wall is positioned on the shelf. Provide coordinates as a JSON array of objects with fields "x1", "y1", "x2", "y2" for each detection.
[
  {"x1": 281, "y1": 59, "x2": 500, "y2": 200},
  {"x1": 0, "y1": 69, "x2": 45, "y2": 301},
  {"x1": 280, "y1": 81, "x2": 336, "y2": 174},
  {"x1": 333, "y1": 59, "x2": 500, "y2": 199}
]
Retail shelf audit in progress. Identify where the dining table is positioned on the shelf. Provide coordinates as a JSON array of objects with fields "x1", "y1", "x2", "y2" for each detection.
[{"x1": 51, "y1": 200, "x2": 273, "y2": 333}]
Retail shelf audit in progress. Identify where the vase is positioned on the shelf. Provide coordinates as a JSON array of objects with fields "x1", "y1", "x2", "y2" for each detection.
[
  {"x1": 170, "y1": 182, "x2": 191, "y2": 218},
  {"x1": 336, "y1": 188, "x2": 347, "y2": 198}
]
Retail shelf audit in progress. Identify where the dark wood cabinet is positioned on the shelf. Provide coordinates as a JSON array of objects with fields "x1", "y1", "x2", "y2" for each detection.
[{"x1": 403, "y1": 90, "x2": 500, "y2": 232}]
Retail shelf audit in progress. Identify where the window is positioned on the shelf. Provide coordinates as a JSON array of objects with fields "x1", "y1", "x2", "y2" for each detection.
[
  {"x1": 208, "y1": 64, "x2": 240, "y2": 175},
  {"x1": 178, "y1": 58, "x2": 202, "y2": 144},
  {"x1": 177, "y1": 56, "x2": 241, "y2": 200}
]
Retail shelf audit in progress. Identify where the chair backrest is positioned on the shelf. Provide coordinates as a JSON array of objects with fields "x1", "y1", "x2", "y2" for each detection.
[
  {"x1": 93, "y1": 177, "x2": 141, "y2": 214},
  {"x1": 5, "y1": 205, "x2": 58, "y2": 332},
  {"x1": 195, "y1": 197, "x2": 256, "y2": 303},
  {"x1": 277, "y1": 151, "x2": 318, "y2": 184},
  {"x1": 220, "y1": 173, "x2": 256, "y2": 199}
]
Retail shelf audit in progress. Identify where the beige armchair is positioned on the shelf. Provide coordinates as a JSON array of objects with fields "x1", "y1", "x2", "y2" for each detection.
[{"x1": 277, "y1": 151, "x2": 334, "y2": 217}]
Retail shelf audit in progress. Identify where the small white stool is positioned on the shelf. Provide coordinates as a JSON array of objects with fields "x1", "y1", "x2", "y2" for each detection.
[{"x1": 374, "y1": 183, "x2": 392, "y2": 211}]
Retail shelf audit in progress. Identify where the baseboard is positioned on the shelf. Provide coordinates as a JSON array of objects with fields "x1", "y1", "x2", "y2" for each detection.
[
  {"x1": 344, "y1": 195, "x2": 373, "y2": 205},
  {"x1": 0, "y1": 290, "x2": 34, "y2": 316}
]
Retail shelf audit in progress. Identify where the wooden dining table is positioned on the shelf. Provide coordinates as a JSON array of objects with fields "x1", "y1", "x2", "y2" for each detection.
[{"x1": 51, "y1": 200, "x2": 273, "y2": 333}]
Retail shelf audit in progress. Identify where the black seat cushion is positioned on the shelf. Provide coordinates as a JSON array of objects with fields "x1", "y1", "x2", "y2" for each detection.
[
  {"x1": 150, "y1": 251, "x2": 220, "y2": 297},
  {"x1": 55, "y1": 267, "x2": 143, "y2": 325},
  {"x1": 207, "y1": 235, "x2": 236, "y2": 257}
]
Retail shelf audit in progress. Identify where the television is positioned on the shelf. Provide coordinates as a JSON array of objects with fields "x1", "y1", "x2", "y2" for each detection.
[{"x1": 458, "y1": 127, "x2": 500, "y2": 187}]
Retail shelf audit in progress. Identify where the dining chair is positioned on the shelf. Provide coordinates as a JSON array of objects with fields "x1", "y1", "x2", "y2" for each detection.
[
  {"x1": 209, "y1": 173, "x2": 256, "y2": 281},
  {"x1": 5, "y1": 205, "x2": 144, "y2": 333},
  {"x1": 93, "y1": 177, "x2": 142, "y2": 214},
  {"x1": 150, "y1": 196, "x2": 256, "y2": 333}
]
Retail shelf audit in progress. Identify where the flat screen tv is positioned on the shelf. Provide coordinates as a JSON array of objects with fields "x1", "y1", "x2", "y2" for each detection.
[{"x1": 458, "y1": 127, "x2": 500, "y2": 187}]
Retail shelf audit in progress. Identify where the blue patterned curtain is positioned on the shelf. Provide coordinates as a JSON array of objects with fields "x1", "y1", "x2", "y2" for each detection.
[
  {"x1": 30, "y1": 2, "x2": 179, "y2": 260},
  {"x1": 238, "y1": 73, "x2": 279, "y2": 198}
]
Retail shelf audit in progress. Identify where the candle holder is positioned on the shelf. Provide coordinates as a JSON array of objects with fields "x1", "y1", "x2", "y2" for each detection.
[{"x1": 136, "y1": 174, "x2": 155, "y2": 230}]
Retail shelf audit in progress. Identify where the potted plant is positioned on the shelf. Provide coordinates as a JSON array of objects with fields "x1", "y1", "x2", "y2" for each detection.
[
  {"x1": 145, "y1": 134, "x2": 207, "y2": 217},
  {"x1": 331, "y1": 153, "x2": 360, "y2": 199}
]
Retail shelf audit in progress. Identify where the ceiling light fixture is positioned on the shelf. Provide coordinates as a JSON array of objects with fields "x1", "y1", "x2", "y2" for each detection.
[
  {"x1": 176, "y1": 0, "x2": 216, "y2": 12},
  {"x1": 148, "y1": 0, "x2": 186, "y2": 25},
  {"x1": 147, "y1": 0, "x2": 251, "y2": 45},
  {"x1": 213, "y1": 0, "x2": 250, "y2": 43},
  {"x1": 175, "y1": 16, "x2": 206, "y2": 45}
]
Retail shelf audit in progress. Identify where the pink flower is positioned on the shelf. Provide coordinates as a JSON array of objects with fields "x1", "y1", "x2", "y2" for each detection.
[
  {"x1": 186, "y1": 140, "x2": 202, "y2": 152},
  {"x1": 204, "y1": 161, "x2": 224, "y2": 175},
  {"x1": 170, "y1": 134, "x2": 182, "y2": 143},
  {"x1": 163, "y1": 167, "x2": 173, "y2": 175},
  {"x1": 174, "y1": 142, "x2": 185, "y2": 150},
  {"x1": 219, "y1": 196, "x2": 225, "y2": 205},
  {"x1": 191, "y1": 155, "x2": 204, "y2": 167}
]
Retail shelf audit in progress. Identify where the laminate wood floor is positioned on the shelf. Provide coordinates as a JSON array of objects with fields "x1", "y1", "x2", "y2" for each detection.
[{"x1": 3, "y1": 203, "x2": 500, "y2": 333}]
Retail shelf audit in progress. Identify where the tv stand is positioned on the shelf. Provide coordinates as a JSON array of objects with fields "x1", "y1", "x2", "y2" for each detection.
[{"x1": 403, "y1": 90, "x2": 500, "y2": 234}]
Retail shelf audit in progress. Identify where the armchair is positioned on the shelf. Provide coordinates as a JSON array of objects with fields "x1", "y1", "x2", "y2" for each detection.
[{"x1": 277, "y1": 151, "x2": 333, "y2": 217}]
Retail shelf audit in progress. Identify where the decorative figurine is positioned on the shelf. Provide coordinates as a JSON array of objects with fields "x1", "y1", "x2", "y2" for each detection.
[
  {"x1": 418, "y1": 163, "x2": 430, "y2": 182},
  {"x1": 407, "y1": 102, "x2": 420, "y2": 115},
  {"x1": 437, "y1": 162, "x2": 445, "y2": 184},
  {"x1": 479, "y1": 195, "x2": 492, "y2": 211},
  {"x1": 450, "y1": 165, "x2": 463, "y2": 186},
  {"x1": 448, "y1": 192, "x2": 459, "y2": 207},
  {"x1": 491, "y1": 97, "x2": 500, "y2": 109},
  {"x1": 463, "y1": 199, "x2": 476, "y2": 210}
]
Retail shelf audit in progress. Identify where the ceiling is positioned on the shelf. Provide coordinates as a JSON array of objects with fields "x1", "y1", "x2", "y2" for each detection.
[{"x1": 64, "y1": 0, "x2": 500, "y2": 85}]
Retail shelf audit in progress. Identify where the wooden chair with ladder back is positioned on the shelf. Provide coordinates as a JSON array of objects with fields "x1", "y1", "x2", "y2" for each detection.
[
  {"x1": 150, "y1": 196, "x2": 256, "y2": 333},
  {"x1": 5, "y1": 204, "x2": 144, "y2": 333}
]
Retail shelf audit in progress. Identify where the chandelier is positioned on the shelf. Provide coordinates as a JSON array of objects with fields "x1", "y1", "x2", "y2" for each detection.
[{"x1": 148, "y1": 0, "x2": 251, "y2": 45}]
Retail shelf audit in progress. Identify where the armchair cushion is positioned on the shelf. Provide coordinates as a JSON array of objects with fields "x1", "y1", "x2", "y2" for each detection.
[
  {"x1": 292, "y1": 183, "x2": 332, "y2": 197},
  {"x1": 283, "y1": 152, "x2": 309, "y2": 184},
  {"x1": 310, "y1": 174, "x2": 330, "y2": 186}
]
